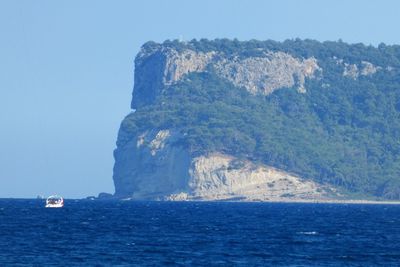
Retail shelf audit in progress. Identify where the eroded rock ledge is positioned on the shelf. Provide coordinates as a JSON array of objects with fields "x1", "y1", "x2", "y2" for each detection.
[
  {"x1": 113, "y1": 129, "x2": 336, "y2": 201},
  {"x1": 132, "y1": 46, "x2": 321, "y2": 108}
]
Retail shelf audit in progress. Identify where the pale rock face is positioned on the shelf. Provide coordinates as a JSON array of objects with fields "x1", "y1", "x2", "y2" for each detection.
[
  {"x1": 184, "y1": 154, "x2": 331, "y2": 201},
  {"x1": 132, "y1": 46, "x2": 322, "y2": 107},
  {"x1": 360, "y1": 61, "x2": 381, "y2": 76},
  {"x1": 148, "y1": 130, "x2": 171, "y2": 156},
  {"x1": 114, "y1": 129, "x2": 333, "y2": 201},
  {"x1": 163, "y1": 49, "x2": 215, "y2": 85},
  {"x1": 341, "y1": 60, "x2": 381, "y2": 79},
  {"x1": 343, "y1": 63, "x2": 359, "y2": 79},
  {"x1": 213, "y1": 52, "x2": 320, "y2": 94}
]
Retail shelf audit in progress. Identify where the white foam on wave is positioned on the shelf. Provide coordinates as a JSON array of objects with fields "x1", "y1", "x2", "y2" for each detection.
[{"x1": 298, "y1": 231, "x2": 318, "y2": 235}]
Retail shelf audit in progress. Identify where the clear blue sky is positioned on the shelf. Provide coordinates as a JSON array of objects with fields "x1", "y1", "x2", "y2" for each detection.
[{"x1": 1, "y1": 0, "x2": 399, "y2": 198}]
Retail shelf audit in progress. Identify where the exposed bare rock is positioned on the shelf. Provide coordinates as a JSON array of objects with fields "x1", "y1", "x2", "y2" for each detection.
[
  {"x1": 343, "y1": 63, "x2": 359, "y2": 79},
  {"x1": 360, "y1": 61, "x2": 381, "y2": 75},
  {"x1": 213, "y1": 52, "x2": 321, "y2": 95},
  {"x1": 132, "y1": 47, "x2": 215, "y2": 108},
  {"x1": 341, "y1": 60, "x2": 381, "y2": 79},
  {"x1": 163, "y1": 49, "x2": 215, "y2": 85},
  {"x1": 135, "y1": 130, "x2": 171, "y2": 156},
  {"x1": 183, "y1": 153, "x2": 333, "y2": 201},
  {"x1": 113, "y1": 129, "x2": 335, "y2": 201},
  {"x1": 113, "y1": 129, "x2": 191, "y2": 198},
  {"x1": 132, "y1": 46, "x2": 322, "y2": 108},
  {"x1": 149, "y1": 130, "x2": 171, "y2": 156}
]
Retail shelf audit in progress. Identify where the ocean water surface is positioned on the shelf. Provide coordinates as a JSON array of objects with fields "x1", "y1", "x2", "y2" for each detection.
[{"x1": 1, "y1": 199, "x2": 400, "y2": 266}]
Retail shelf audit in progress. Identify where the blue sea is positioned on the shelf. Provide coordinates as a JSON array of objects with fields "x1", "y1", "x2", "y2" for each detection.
[{"x1": 1, "y1": 200, "x2": 400, "y2": 266}]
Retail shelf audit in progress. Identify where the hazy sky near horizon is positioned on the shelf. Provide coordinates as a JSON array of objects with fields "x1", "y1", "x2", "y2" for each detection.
[{"x1": 1, "y1": 0, "x2": 400, "y2": 198}]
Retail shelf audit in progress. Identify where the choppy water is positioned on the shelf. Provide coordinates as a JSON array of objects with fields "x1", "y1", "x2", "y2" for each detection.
[{"x1": 1, "y1": 199, "x2": 400, "y2": 266}]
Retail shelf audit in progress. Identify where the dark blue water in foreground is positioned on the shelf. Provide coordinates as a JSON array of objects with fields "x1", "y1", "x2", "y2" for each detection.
[{"x1": 1, "y1": 200, "x2": 400, "y2": 266}]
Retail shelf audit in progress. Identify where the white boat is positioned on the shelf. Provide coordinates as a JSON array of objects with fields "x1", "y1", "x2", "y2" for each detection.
[{"x1": 45, "y1": 195, "x2": 64, "y2": 208}]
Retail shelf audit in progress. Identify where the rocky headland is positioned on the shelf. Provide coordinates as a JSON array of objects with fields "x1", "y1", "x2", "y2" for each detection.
[{"x1": 112, "y1": 39, "x2": 400, "y2": 201}]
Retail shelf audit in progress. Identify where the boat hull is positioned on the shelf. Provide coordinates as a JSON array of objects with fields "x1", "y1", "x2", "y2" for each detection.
[{"x1": 45, "y1": 203, "x2": 64, "y2": 208}]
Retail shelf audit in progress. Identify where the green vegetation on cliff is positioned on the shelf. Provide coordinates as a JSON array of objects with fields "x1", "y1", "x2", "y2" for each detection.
[{"x1": 122, "y1": 39, "x2": 400, "y2": 199}]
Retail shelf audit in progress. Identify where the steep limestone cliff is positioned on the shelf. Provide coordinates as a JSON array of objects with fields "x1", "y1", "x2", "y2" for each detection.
[
  {"x1": 113, "y1": 39, "x2": 400, "y2": 200},
  {"x1": 114, "y1": 129, "x2": 191, "y2": 198},
  {"x1": 131, "y1": 43, "x2": 322, "y2": 109},
  {"x1": 114, "y1": 129, "x2": 334, "y2": 201}
]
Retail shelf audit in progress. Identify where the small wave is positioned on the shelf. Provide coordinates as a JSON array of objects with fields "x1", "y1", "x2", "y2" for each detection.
[{"x1": 298, "y1": 231, "x2": 318, "y2": 235}]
